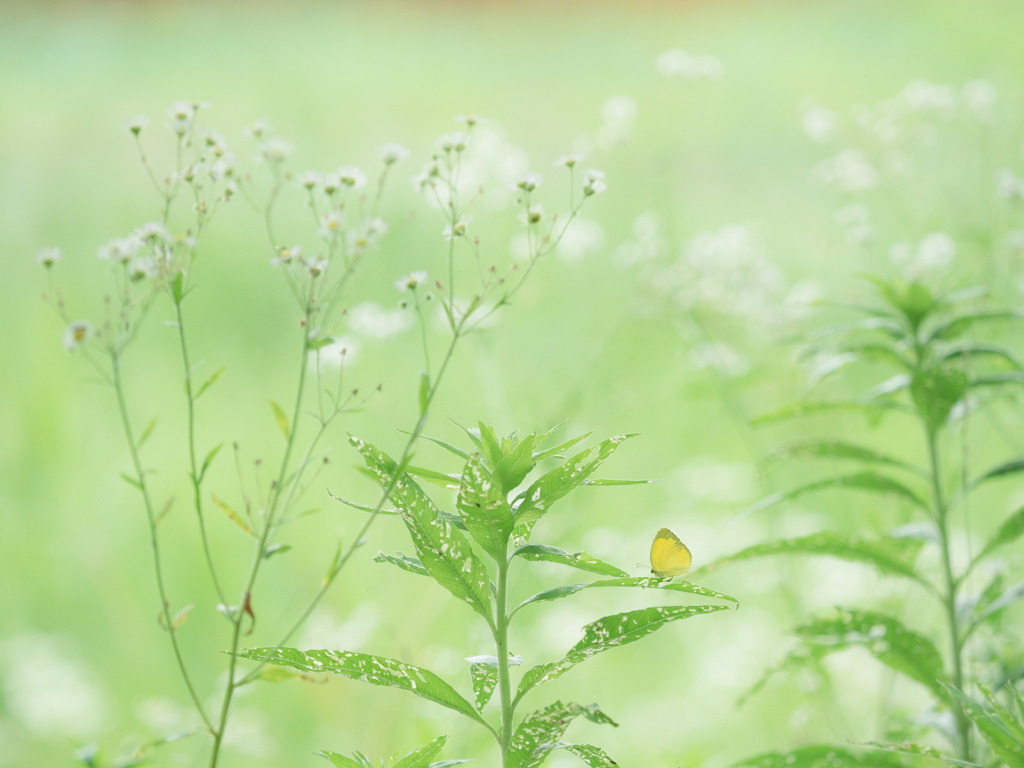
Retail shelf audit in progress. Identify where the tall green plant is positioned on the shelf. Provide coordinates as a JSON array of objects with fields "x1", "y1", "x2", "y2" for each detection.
[
  {"x1": 693, "y1": 278, "x2": 1024, "y2": 764},
  {"x1": 238, "y1": 423, "x2": 738, "y2": 768}
]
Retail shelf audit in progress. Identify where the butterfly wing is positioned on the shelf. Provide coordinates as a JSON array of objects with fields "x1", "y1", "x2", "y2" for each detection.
[{"x1": 650, "y1": 527, "x2": 692, "y2": 578}]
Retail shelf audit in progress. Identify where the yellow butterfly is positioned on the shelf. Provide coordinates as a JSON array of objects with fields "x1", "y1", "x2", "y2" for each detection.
[{"x1": 650, "y1": 527, "x2": 692, "y2": 578}]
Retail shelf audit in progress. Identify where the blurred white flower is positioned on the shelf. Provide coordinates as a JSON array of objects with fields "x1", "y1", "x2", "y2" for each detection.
[
  {"x1": 347, "y1": 217, "x2": 388, "y2": 255},
  {"x1": 97, "y1": 235, "x2": 142, "y2": 263},
  {"x1": 319, "y1": 211, "x2": 342, "y2": 238},
  {"x1": 613, "y1": 212, "x2": 668, "y2": 268},
  {"x1": 902, "y1": 80, "x2": 957, "y2": 115},
  {"x1": 314, "y1": 336, "x2": 359, "y2": 369},
  {"x1": 435, "y1": 132, "x2": 470, "y2": 152},
  {"x1": 655, "y1": 49, "x2": 723, "y2": 80},
  {"x1": 394, "y1": 270, "x2": 429, "y2": 292},
  {"x1": 165, "y1": 101, "x2": 196, "y2": 136},
  {"x1": 378, "y1": 142, "x2": 409, "y2": 165},
  {"x1": 258, "y1": 138, "x2": 293, "y2": 163},
  {"x1": 962, "y1": 79, "x2": 998, "y2": 120},
  {"x1": 62, "y1": 321, "x2": 94, "y2": 351},
  {"x1": 128, "y1": 256, "x2": 160, "y2": 281},
  {"x1": 269, "y1": 245, "x2": 302, "y2": 267},
  {"x1": 337, "y1": 165, "x2": 367, "y2": 189},
  {"x1": 581, "y1": 168, "x2": 606, "y2": 196},
  {"x1": 35, "y1": 246, "x2": 62, "y2": 267},
  {"x1": 811, "y1": 149, "x2": 880, "y2": 192},
  {"x1": 554, "y1": 153, "x2": 585, "y2": 168},
  {"x1": 297, "y1": 170, "x2": 323, "y2": 190},
  {"x1": 690, "y1": 342, "x2": 750, "y2": 378},
  {"x1": 455, "y1": 114, "x2": 487, "y2": 127},
  {"x1": 998, "y1": 169, "x2": 1024, "y2": 201},
  {"x1": 594, "y1": 95, "x2": 637, "y2": 150},
  {"x1": 519, "y1": 204, "x2": 544, "y2": 226},
  {"x1": 442, "y1": 214, "x2": 472, "y2": 241},
  {"x1": 135, "y1": 221, "x2": 170, "y2": 244},
  {"x1": 556, "y1": 217, "x2": 605, "y2": 262},
  {"x1": 348, "y1": 301, "x2": 414, "y2": 339},
  {"x1": 242, "y1": 118, "x2": 270, "y2": 139},
  {"x1": 800, "y1": 103, "x2": 837, "y2": 144},
  {"x1": 891, "y1": 232, "x2": 956, "y2": 280},
  {"x1": 1, "y1": 634, "x2": 105, "y2": 738},
  {"x1": 510, "y1": 172, "x2": 543, "y2": 192},
  {"x1": 127, "y1": 114, "x2": 149, "y2": 135}
]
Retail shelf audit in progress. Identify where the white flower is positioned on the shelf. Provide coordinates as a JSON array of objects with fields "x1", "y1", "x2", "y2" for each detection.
[
  {"x1": 963, "y1": 79, "x2": 998, "y2": 119},
  {"x1": 322, "y1": 173, "x2": 341, "y2": 194},
  {"x1": 893, "y1": 232, "x2": 956, "y2": 279},
  {"x1": 554, "y1": 153, "x2": 585, "y2": 168},
  {"x1": 655, "y1": 49, "x2": 723, "y2": 80},
  {"x1": 412, "y1": 158, "x2": 441, "y2": 191},
  {"x1": 519, "y1": 204, "x2": 544, "y2": 226},
  {"x1": 581, "y1": 168, "x2": 606, "y2": 196},
  {"x1": 183, "y1": 162, "x2": 208, "y2": 183},
  {"x1": 455, "y1": 115, "x2": 487, "y2": 127},
  {"x1": 348, "y1": 218, "x2": 388, "y2": 254},
  {"x1": 134, "y1": 221, "x2": 170, "y2": 244},
  {"x1": 435, "y1": 132, "x2": 470, "y2": 152},
  {"x1": 297, "y1": 170, "x2": 323, "y2": 190},
  {"x1": 315, "y1": 337, "x2": 360, "y2": 369},
  {"x1": 378, "y1": 143, "x2": 409, "y2": 165},
  {"x1": 127, "y1": 114, "x2": 149, "y2": 135},
  {"x1": 442, "y1": 214, "x2": 472, "y2": 240},
  {"x1": 319, "y1": 211, "x2": 342, "y2": 238},
  {"x1": 337, "y1": 165, "x2": 367, "y2": 189},
  {"x1": 510, "y1": 172, "x2": 543, "y2": 192},
  {"x1": 258, "y1": 138, "x2": 293, "y2": 163},
  {"x1": 165, "y1": 101, "x2": 196, "y2": 136},
  {"x1": 348, "y1": 301, "x2": 414, "y2": 339},
  {"x1": 394, "y1": 271, "x2": 429, "y2": 292},
  {"x1": 800, "y1": 104, "x2": 837, "y2": 144},
  {"x1": 97, "y1": 235, "x2": 142, "y2": 262},
  {"x1": 270, "y1": 245, "x2": 302, "y2": 267},
  {"x1": 302, "y1": 255, "x2": 329, "y2": 277},
  {"x1": 63, "y1": 321, "x2": 94, "y2": 350},
  {"x1": 242, "y1": 118, "x2": 271, "y2": 139},
  {"x1": 199, "y1": 127, "x2": 228, "y2": 155},
  {"x1": 210, "y1": 154, "x2": 236, "y2": 181},
  {"x1": 36, "y1": 247, "x2": 62, "y2": 267},
  {"x1": 128, "y1": 256, "x2": 159, "y2": 281}
]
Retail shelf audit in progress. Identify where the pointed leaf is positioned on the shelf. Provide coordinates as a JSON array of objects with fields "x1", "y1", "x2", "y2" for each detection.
[
  {"x1": 582, "y1": 478, "x2": 660, "y2": 486},
  {"x1": 751, "y1": 401, "x2": 901, "y2": 426},
  {"x1": 493, "y1": 435, "x2": 536, "y2": 494},
  {"x1": 398, "y1": 430, "x2": 469, "y2": 460},
  {"x1": 211, "y1": 493, "x2": 254, "y2": 536},
  {"x1": 911, "y1": 367, "x2": 968, "y2": 429},
  {"x1": 270, "y1": 401, "x2": 290, "y2": 440},
  {"x1": 507, "y1": 702, "x2": 616, "y2": 768},
  {"x1": 394, "y1": 735, "x2": 448, "y2": 768},
  {"x1": 469, "y1": 663, "x2": 497, "y2": 712},
  {"x1": 418, "y1": 372, "x2": 430, "y2": 418},
  {"x1": 120, "y1": 472, "x2": 143, "y2": 491},
  {"x1": 927, "y1": 310, "x2": 1024, "y2": 342},
  {"x1": 458, "y1": 453, "x2": 514, "y2": 561},
  {"x1": 534, "y1": 419, "x2": 569, "y2": 446},
  {"x1": 351, "y1": 437, "x2": 493, "y2": 625},
  {"x1": 974, "y1": 504, "x2": 1024, "y2": 564},
  {"x1": 510, "y1": 577, "x2": 737, "y2": 618},
  {"x1": 320, "y1": 753, "x2": 363, "y2": 768},
  {"x1": 943, "y1": 685, "x2": 1024, "y2": 768},
  {"x1": 235, "y1": 647, "x2": 488, "y2": 728},
  {"x1": 199, "y1": 442, "x2": 223, "y2": 483},
  {"x1": 514, "y1": 604, "x2": 730, "y2": 705},
  {"x1": 550, "y1": 743, "x2": 620, "y2": 768},
  {"x1": 373, "y1": 551, "x2": 429, "y2": 577},
  {"x1": 327, "y1": 490, "x2": 399, "y2": 517},
  {"x1": 512, "y1": 544, "x2": 628, "y2": 577},
  {"x1": 195, "y1": 366, "x2": 226, "y2": 400},
  {"x1": 138, "y1": 417, "x2": 158, "y2": 448},
  {"x1": 532, "y1": 430, "x2": 596, "y2": 462},
  {"x1": 408, "y1": 466, "x2": 462, "y2": 490},
  {"x1": 765, "y1": 440, "x2": 923, "y2": 475},
  {"x1": 476, "y1": 422, "x2": 503, "y2": 468},
  {"x1": 939, "y1": 342, "x2": 1022, "y2": 370},
  {"x1": 729, "y1": 745, "x2": 906, "y2": 768}
]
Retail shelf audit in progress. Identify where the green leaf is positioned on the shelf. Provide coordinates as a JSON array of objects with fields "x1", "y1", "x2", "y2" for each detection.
[
  {"x1": 550, "y1": 743, "x2": 620, "y2": 768},
  {"x1": 966, "y1": 459, "x2": 1024, "y2": 493},
  {"x1": 514, "y1": 604, "x2": 730, "y2": 705},
  {"x1": 373, "y1": 551, "x2": 429, "y2": 577},
  {"x1": 270, "y1": 401, "x2": 290, "y2": 441},
  {"x1": 513, "y1": 434, "x2": 636, "y2": 545},
  {"x1": 911, "y1": 367, "x2": 969, "y2": 429},
  {"x1": 968, "y1": 578, "x2": 1024, "y2": 635},
  {"x1": 532, "y1": 430, "x2": 596, "y2": 462},
  {"x1": 581, "y1": 478, "x2": 660, "y2": 486},
  {"x1": 477, "y1": 422, "x2": 503, "y2": 468},
  {"x1": 211, "y1": 493, "x2": 254, "y2": 536},
  {"x1": 506, "y1": 702, "x2": 616, "y2": 768},
  {"x1": 327, "y1": 490, "x2": 399, "y2": 517},
  {"x1": 120, "y1": 472, "x2": 143, "y2": 491},
  {"x1": 729, "y1": 745, "x2": 906, "y2": 768},
  {"x1": 974, "y1": 505, "x2": 1024, "y2": 564},
  {"x1": 510, "y1": 577, "x2": 738, "y2": 618},
  {"x1": 534, "y1": 419, "x2": 569, "y2": 446},
  {"x1": 493, "y1": 434, "x2": 536, "y2": 494},
  {"x1": 351, "y1": 437, "x2": 493, "y2": 625},
  {"x1": 943, "y1": 685, "x2": 1024, "y2": 768},
  {"x1": 765, "y1": 440, "x2": 923, "y2": 476},
  {"x1": 693, "y1": 532, "x2": 928, "y2": 586},
  {"x1": 263, "y1": 543, "x2": 291, "y2": 560},
  {"x1": 171, "y1": 273, "x2": 184, "y2": 303},
  {"x1": 751, "y1": 401, "x2": 901, "y2": 426},
  {"x1": 804, "y1": 315, "x2": 907, "y2": 343},
  {"x1": 398, "y1": 430, "x2": 469, "y2": 460},
  {"x1": 790, "y1": 610, "x2": 948, "y2": 702},
  {"x1": 927, "y1": 310, "x2": 1024, "y2": 342},
  {"x1": 308, "y1": 335, "x2": 335, "y2": 350},
  {"x1": 970, "y1": 372, "x2": 1024, "y2": 389},
  {"x1": 939, "y1": 342, "x2": 1023, "y2": 370},
  {"x1": 320, "y1": 753, "x2": 363, "y2": 768},
  {"x1": 236, "y1": 647, "x2": 489, "y2": 728},
  {"x1": 469, "y1": 663, "x2": 497, "y2": 712},
  {"x1": 861, "y1": 741, "x2": 971, "y2": 766},
  {"x1": 137, "y1": 416, "x2": 158, "y2": 448},
  {"x1": 418, "y1": 371, "x2": 430, "y2": 418},
  {"x1": 735, "y1": 473, "x2": 929, "y2": 524},
  {"x1": 407, "y1": 466, "x2": 462, "y2": 489},
  {"x1": 394, "y1": 735, "x2": 448, "y2": 768},
  {"x1": 458, "y1": 453, "x2": 515, "y2": 561},
  {"x1": 512, "y1": 544, "x2": 628, "y2": 577},
  {"x1": 195, "y1": 366, "x2": 226, "y2": 400},
  {"x1": 198, "y1": 442, "x2": 223, "y2": 483}
]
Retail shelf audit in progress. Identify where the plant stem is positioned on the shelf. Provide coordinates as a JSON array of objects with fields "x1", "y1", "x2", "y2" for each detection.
[
  {"x1": 926, "y1": 425, "x2": 971, "y2": 761},
  {"x1": 111, "y1": 355, "x2": 212, "y2": 731},
  {"x1": 495, "y1": 557, "x2": 513, "y2": 767},
  {"x1": 208, "y1": 312, "x2": 312, "y2": 767},
  {"x1": 174, "y1": 299, "x2": 227, "y2": 607}
]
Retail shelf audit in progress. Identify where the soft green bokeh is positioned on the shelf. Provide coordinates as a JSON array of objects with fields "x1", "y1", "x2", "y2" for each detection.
[{"x1": 3, "y1": 1, "x2": 1024, "y2": 767}]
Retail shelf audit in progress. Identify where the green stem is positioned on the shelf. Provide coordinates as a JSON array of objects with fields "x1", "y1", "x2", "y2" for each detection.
[
  {"x1": 208, "y1": 311, "x2": 312, "y2": 768},
  {"x1": 111, "y1": 355, "x2": 212, "y2": 731},
  {"x1": 495, "y1": 557, "x2": 513, "y2": 767},
  {"x1": 174, "y1": 299, "x2": 227, "y2": 607},
  {"x1": 926, "y1": 425, "x2": 971, "y2": 761}
]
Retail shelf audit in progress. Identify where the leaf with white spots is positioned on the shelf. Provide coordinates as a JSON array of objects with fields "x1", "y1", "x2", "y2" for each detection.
[
  {"x1": 510, "y1": 577, "x2": 737, "y2": 617},
  {"x1": 236, "y1": 647, "x2": 487, "y2": 728},
  {"x1": 373, "y1": 551, "x2": 429, "y2": 577},
  {"x1": 549, "y1": 742, "x2": 620, "y2": 767},
  {"x1": 512, "y1": 434, "x2": 636, "y2": 545},
  {"x1": 351, "y1": 437, "x2": 493, "y2": 625},
  {"x1": 469, "y1": 663, "x2": 497, "y2": 711},
  {"x1": 458, "y1": 453, "x2": 515, "y2": 561},
  {"x1": 514, "y1": 604, "x2": 731, "y2": 705},
  {"x1": 512, "y1": 544, "x2": 628, "y2": 577},
  {"x1": 729, "y1": 745, "x2": 906, "y2": 768},
  {"x1": 506, "y1": 702, "x2": 617, "y2": 768}
]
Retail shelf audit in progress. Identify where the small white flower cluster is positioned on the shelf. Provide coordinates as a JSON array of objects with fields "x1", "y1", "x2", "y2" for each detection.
[
  {"x1": 889, "y1": 232, "x2": 956, "y2": 280},
  {"x1": 613, "y1": 212, "x2": 670, "y2": 268},
  {"x1": 833, "y1": 204, "x2": 873, "y2": 246},
  {"x1": 442, "y1": 214, "x2": 472, "y2": 241},
  {"x1": 655, "y1": 49, "x2": 723, "y2": 81}
]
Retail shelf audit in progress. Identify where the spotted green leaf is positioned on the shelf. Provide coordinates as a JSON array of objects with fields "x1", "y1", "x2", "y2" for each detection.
[
  {"x1": 512, "y1": 544, "x2": 628, "y2": 577},
  {"x1": 458, "y1": 453, "x2": 514, "y2": 561},
  {"x1": 510, "y1": 577, "x2": 737, "y2": 618}
]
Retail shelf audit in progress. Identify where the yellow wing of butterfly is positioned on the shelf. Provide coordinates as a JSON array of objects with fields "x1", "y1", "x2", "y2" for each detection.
[{"x1": 650, "y1": 527, "x2": 692, "y2": 578}]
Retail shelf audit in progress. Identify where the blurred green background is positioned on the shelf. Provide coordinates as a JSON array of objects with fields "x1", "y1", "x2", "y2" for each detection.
[{"x1": 3, "y1": 1, "x2": 1024, "y2": 766}]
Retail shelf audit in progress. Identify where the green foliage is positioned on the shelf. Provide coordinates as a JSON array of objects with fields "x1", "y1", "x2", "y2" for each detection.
[
  {"x1": 731, "y1": 745, "x2": 906, "y2": 768},
  {"x1": 319, "y1": 735, "x2": 469, "y2": 768},
  {"x1": 506, "y1": 702, "x2": 618, "y2": 768}
]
